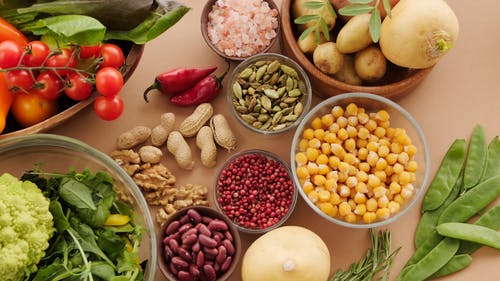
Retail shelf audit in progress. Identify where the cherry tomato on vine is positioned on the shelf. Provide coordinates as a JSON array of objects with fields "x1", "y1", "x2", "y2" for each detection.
[
  {"x1": 22, "y1": 41, "x2": 50, "y2": 67},
  {"x1": 100, "y1": 43, "x2": 125, "y2": 68},
  {"x1": 65, "y1": 73, "x2": 93, "y2": 101},
  {"x1": 32, "y1": 71, "x2": 64, "y2": 100},
  {"x1": 45, "y1": 48, "x2": 77, "y2": 76},
  {"x1": 78, "y1": 44, "x2": 100, "y2": 59},
  {"x1": 7, "y1": 69, "x2": 34, "y2": 93},
  {"x1": 95, "y1": 66, "x2": 123, "y2": 97},
  {"x1": 93, "y1": 95, "x2": 124, "y2": 121},
  {"x1": 11, "y1": 90, "x2": 58, "y2": 127},
  {"x1": 0, "y1": 40, "x2": 23, "y2": 68}
]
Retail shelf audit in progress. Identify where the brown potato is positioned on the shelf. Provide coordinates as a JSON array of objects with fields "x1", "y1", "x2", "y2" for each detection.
[
  {"x1": 297, "y1": 31, "x2": 327, "y2": 55},
  {"x1": 313, "y1": 42, "x2": 345, "y2": 75},
  {"x1": 336, "y1": 14, "x2": 372, "y2": 54},
  {"x1": 332, "y1": 55, "x2": 363, "y2": 85},
  {"x1": 354, "y1": 45, "x2": 387, "y2": 82}
]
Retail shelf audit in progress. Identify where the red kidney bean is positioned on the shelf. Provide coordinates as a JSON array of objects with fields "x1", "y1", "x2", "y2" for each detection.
[
  {"x1": 192, "y1": 241, "x2": 201, "y2": 253},
  {"x1": 196, "y1": 251, "x2": 205, "y2": 268},
  {"x1": 203, "y1": 264, "x2": 217, "y2": 281},
  {"x1": 202, "y1": 215, "x2": 213, "y2": 224},
  {"x1": 203, "y1": 246, "x2": 219, "y2": 256},
  {"x1": 204, "y1": 252, "x2": 217, "y2": 261},
  {"x1": 178, "y1": 223, "x2": 193, "y2": 234},
  {"x1": 214, "y1": 263, "x2": 220, "y2": 273},
  {"x1": 162, "y1": 232, "x2": 180, "y2": 245},
  {"x1": 216, "y1": 245, "x2": 227, "y2": 265},
  {"x1": 187, "y1": 208, "x2": 202, "y2": 223},
  {"x1": 222, "y1": 239, "x2": 235, "y2": 255},
  {"x1": 221, "y1": 256, "x2": 232, "y2": 272},
  {"x1": 189, "y1": 264, "x2": 200, "y2": 277},
  {"x1": 199, "y1": 234, "x2": 218, "y2": 248},
  {"x1": 166, "y1": 220, "x2": 181, "y2": 235},
  {"x1": 168, "y1": 238, "x2": 180, "y2": 254},
  {"x1": 180, "y1": 214, "x2": 191, "y2": 225},
  {"x1": 178, "y1": 270, "x2": 193, "y2": 281},
  {"x1": 181, "y1": 228, "x2": 198, "y2": 241},
  {"x1": 164, "y1": 245, "x2": 174, "y2": 262},
  {"x1": 182, "y1": 233, "x2": 198, "y2": 246},
  {"x1": 224, "y1": 230, "x2": 233, "y2": 242},
  {"x1": 169, "y1": 261, "x2": 179, "y2": 275},
  {"x1": 198, "y1": 223, "x2": 212, "y2": 236},
  {"x1": 208, "y1": 219, "x2": 228, "y2": 231},
  {"x1": 172, "y1": 256, "x2": 189, "y2": 270},
  {"x1": 178, "y1": 247, "x2": 192, "y2": 262}
]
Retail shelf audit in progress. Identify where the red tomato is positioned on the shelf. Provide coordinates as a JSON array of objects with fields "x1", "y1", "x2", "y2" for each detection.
[
  {"x1": 93, "y1": 95, "x2": 124, "y2": 121},
  {"x1": 65, "y1": 73, "x2": 93, "y2": 101},
  {"x1": 11, "y1": 91, "x2": 58, "y2": 127},
  {"x1": 7, "y1": 69, "x2": 34, "y2": 93},
  {"x1": 0, "y1": 40, "x2": 23, "y2": 68},
  {"x1": 22, "y1": 41, "x2": 50, "y2": 67},
  {"x1": 79, "y1": 44, "x2": 100, "y2": 59},
  {"x1": 32, "y1": 71, "x2": 64, "y2": 100},
  {"x1": 95, "y1": 67, "x2": 124, "y2": 97},
  {"x1": 45, "y1": 48, "x2": 77, "y2": 76},
  {"x1": 100, "y1": 43, "x2": 125, "y2": 68}
]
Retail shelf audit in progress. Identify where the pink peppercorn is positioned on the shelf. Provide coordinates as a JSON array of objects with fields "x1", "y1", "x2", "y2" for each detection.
[{"x1": 215, "y1": 151, "x2": 296, "y2": 232}]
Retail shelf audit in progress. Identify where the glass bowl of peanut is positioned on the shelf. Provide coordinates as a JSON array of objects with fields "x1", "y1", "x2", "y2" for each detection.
[{"x1": 290, "y1": 92, "x2": 430, "y2": 228}]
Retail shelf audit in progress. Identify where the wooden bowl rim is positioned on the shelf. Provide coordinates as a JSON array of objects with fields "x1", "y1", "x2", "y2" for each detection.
[
  {"x1": 0, "y1": 44, "x2": 144, "y2": 140},
  {"x1": 279, "y1": 0, "x2": 433, "y2": 100},
  {"x1": 200, "y1": 0, "x2": 281, "y2": 61}
]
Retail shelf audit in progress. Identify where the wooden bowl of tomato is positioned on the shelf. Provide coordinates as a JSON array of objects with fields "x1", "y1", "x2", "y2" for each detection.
[{"x1": 0, "y1": 40, "x2": 144, "y2": 140}]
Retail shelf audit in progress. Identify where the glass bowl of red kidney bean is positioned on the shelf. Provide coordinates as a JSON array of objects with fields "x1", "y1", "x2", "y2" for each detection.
[
  {"x1": 158, "y1": 206, "x2": 241, "y2": 281},
  {"x1": 214, "y1": 149, "x2": 298, "y2": 234}
]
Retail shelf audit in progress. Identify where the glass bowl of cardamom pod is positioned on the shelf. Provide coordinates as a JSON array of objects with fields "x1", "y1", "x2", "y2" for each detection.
[{"x1": 227, "y1": 52, "x2": 312, "y2": 135}]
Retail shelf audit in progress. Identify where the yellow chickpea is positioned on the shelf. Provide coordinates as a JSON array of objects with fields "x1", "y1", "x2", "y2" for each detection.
[
  {"x1": 331, "y1": 105, "x2": 344, "y2": 118},
  {"x1": 321, "y1": 114, "x2": 334, "y2": 127}
]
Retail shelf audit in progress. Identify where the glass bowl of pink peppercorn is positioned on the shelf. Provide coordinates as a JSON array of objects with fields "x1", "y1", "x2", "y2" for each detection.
[{"x1": 214, "y1": 149, "x2": 298, "y2": 234}]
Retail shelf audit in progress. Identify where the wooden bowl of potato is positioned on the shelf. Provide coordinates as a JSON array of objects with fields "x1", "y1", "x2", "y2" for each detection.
[{"x1": 280, "y1": 0, "x2": 433, "y2": 100}]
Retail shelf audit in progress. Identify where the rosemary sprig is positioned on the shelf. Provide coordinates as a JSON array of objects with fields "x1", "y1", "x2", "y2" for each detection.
[
  {"x1": 330, "y1": 229, "x2": 401, "y2": 281},
  {"x1": 294, "y1": 0, "x2": 336, "y2": 45},
  {"x1": 338, "y1": 0, "x2": 393, "y2": 43}
]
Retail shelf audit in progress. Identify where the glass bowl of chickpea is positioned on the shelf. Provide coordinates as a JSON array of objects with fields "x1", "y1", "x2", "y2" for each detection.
[{"x1": 290, "y1": 92, "x2": 430, "y2": 228}]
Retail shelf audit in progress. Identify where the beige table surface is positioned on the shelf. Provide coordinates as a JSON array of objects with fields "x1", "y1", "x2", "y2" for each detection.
[{"x1": 49, "y1": 0, "x2": 500, "y2": 280}]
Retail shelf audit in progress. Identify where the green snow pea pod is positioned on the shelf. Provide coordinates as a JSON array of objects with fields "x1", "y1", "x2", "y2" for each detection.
[
  {"x1": 458, "y1": 205, "x2": 500, "y2": 254},
  {"x1": 463, "y1": 124, "x2": 487, "y2": 191},
  {"x1": 405, "y1": 233, "x2": 443, "y2": 267},
  {"x1": 438, "y1": 175, "x2": 500, "y2": 224},
  {"x1": 437, "y1": 222, "x2": 500, "y2": 249},
  {"x1": 414, "y1": 171, "x2": 462, "y2": 248},
  {"x1": 396, "y1": 238, "x2": 459, "y2": 281},
  {"x1": 422, "y1": 139, "x2": 467, "y2": 212},
  {"x1": 480, "y1": 136, "x2": 500, "y2": 181},
  {"x1": 430, "y1": 254, "x2": 472, "y2": 279}
]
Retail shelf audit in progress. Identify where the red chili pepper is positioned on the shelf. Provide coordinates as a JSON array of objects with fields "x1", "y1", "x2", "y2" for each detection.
[
  {"x1": 169, "y1": 61, "x2": 230, "y2": 107},
  {"x1": 143, "y1": 66, "x2": 217, "y2": 101}
]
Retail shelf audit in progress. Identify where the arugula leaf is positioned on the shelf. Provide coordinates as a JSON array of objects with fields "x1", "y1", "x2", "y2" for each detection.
[
  {"x1": 69, "y1": 217, "x2": 115, "y2": 267},
  {"x1": 91, "y1": 262, "x2": 116, "y2": 280},
  {"x1": 58, "y1": 177, "x2": 97, "y2": 210},
  {"x1": 49, "y1": 200, "x2": 70, "y2": 233},
  {"x1": 97, "y1": 228, "x2": 126, "y2": 260}
]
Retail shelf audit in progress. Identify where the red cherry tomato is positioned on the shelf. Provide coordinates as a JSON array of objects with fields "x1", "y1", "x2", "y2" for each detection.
[
  {"x1": 95, "y1": 67, "x2": 124, "y2": 97},
  {"x1": 7, "y1": 69, "x2": 34, "y2": 93},
  {"x1": 100, "y1": 43, "x2": 125, "y2": 68},
  {"x1": 32, "y1": 71, "x2": 64, "y2": 100},
  {"x1": 78, "y1": 44, "x2": 100, "y2": 59},
  {"x1": 65, "y1": 73, "x2": 93, "y2": 101},
  {"x1": 45, "y1": 48, "x2": 77, "y2": 76},
  {"x1": 22, "y1": 41, "x2": 50, "y2": 67},
  {"x1": 0, "y1": 40, "x2": 23, "y2": 68},
  {"x1": 93, "y1": 95, "x2": 124, "y2": 121}
]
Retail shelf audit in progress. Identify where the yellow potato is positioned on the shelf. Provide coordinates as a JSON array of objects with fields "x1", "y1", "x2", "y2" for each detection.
[
  {"x1": 313, "y1": 42, "x2": 345, "y2": 75},
  {"x1": 336, "y1": 14, "x2": 373, "y2": 54},
  {"x1": 332, "y1": 55, "x2": 362, "y2": 85},
  {"x1": 354, "y1": 45, "x2": 387, "y2": 82},
  {"x1": 297, "y1": 31, "x2": 327, "y2": 56}
]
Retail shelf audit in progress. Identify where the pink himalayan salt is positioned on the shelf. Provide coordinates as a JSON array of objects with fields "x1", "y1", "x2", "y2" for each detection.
[{"x1": 207, "y1": 0, "x2": 279, "y2": 58}]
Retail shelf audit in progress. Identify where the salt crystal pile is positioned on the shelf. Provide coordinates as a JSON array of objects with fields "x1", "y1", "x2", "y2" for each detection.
[{"x1": 207, "y1": 0, "x2": 279, "y2": 58}]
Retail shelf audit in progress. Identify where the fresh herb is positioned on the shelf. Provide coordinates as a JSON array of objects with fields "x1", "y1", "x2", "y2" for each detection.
[
  {"x1": 294, "y1": 0, "x2": 337, "y2": 45},
  {"x1": 338, "y1": 0, "x2": 393, "y2": 43},
  {"x1": 21, "y1": 169, "x2": 146, "y2": 281},
  {"x1": 330, "y1": 229, "x2": 400, "y2": 281}
]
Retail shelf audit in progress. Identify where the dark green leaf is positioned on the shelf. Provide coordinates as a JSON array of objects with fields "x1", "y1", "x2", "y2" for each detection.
[
  {"x1": 49, "y1": 200, "x2": 70, "y2": 233},
  {"x1": 97, "y1": 228, "x2": 126, "y2": 259},
  {"x1": 303, "y1": 1, "x2": 325, "y2": 9},
  {"x1": 68, "y1": 221, "x2": 115, "y2": 267},
  {"x1": 338, "y1": 4, "x2": 374, "y2": 16},
  {"x1": 112, "y1": 201, "x2": 134, "y2": 218},
  {"x1": 77, "y1": 204, "x2": 110, "y2": 228},
  {"x1": 32, "y1": 262, "x2": 71, "y2": 281},
  {"x1": 91, "y1": 262, "x2": 116, "y2": 280},
  {"x1": 319, "y1": 17, "x2": 330, "y2": 41},
  {"x1": 369, "y1": 8, "x2": 381, "y2": 43},
  {"x1": 348, "y1": 0, "x2": 373, "y2": 4},
  {"x1": 294, "y1": 14, "x2": 320, "y2": 24},
  {"x1": 382, "y1": 0, "x2": 392, "y2": 18},
  {"x1": 59, "y1": 178, "x2": 97, "y2": 211}
]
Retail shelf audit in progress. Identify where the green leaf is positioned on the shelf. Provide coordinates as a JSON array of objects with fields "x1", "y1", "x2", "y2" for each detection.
[
  {"x1": 315, "y1": 28, "x2": 321, "y2": 46},
  {"x1": 294, "y1": 14, "x2": 320, "y2": 24},
  {"x1": 19, "y1": 14, "x2": 106, "y2": 45},
  {"x1": 91, "y1": 262, "x2": 117, "y2": 280},
  {"x1": 383, "y1": 0, "x2": 392, "y2": 18},
  {"x1": 298, "y1": 25, "x2": 316, "y2": 41},
  {"x1": 49, "y1": 200, "x2": 70, "y2": 233},
  {"x1": 59, "y1": 178, "x2": 97, "y2": 211},
  {"x1": 303, "y1": 1, "x2": 325, "y2": 9},
  {"x1": 338, "y1": 4, "x2": 374, "y2": 16},
  {"x1": 348, "y1": 0, "x2": 374, "y2": 4},
  {"x1": 319, "y1": 17, "x2": 330, "y2": 41},
  {"x1": 369, "y1": 8, "x2": 381, "y2": 43},
  {"x1": 325, "y1": 0, "x2": 337, "y2": 18}
]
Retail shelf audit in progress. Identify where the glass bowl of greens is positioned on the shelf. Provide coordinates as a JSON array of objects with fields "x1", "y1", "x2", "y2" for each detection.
[{"x1": 0, "y1": 133, "x2": 157, "y2": 281}]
